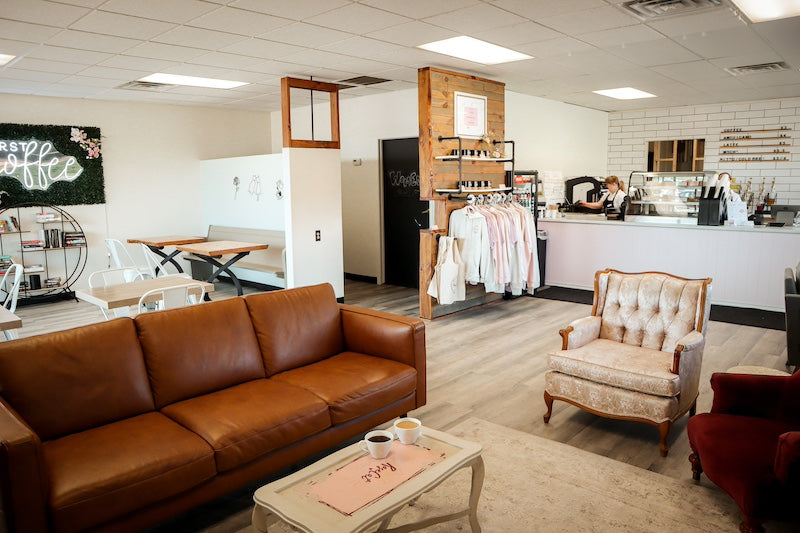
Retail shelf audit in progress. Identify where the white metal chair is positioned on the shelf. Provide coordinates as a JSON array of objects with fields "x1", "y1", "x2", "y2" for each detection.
[
  {"x1": 137, "y1": 283, "x2": 205, "y2": 313},
  {"x1": 1, "y1": 263, "x2": 24, "y2": 340},
  {"x1": 88, "y1": 267, "x2": 144, "y2": 320},
  {"x1": 105, "y1": 238, "x2": 150, "y2": 278}
]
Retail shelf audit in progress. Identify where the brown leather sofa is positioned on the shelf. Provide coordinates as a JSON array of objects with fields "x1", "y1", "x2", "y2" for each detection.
[{"x1": 0, "y1": 283, "x2": 426, "y2": 533}]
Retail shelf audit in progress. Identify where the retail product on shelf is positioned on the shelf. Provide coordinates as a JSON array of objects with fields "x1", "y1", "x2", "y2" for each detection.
[
  {"x1": 0, "y1": 203, "x2": 87, "y2": 304},
  {"x1": 433, "y1": 136, "x2": 515, "y2": 194}
]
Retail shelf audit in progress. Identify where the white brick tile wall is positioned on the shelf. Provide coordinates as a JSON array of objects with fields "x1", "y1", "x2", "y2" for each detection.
[{"x1": 606, "y1": 97, "x2": 799, "y2": 204}]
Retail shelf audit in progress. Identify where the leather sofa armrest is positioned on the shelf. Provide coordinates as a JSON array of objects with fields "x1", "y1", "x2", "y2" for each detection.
[
  {"x1": 0, "y1": 400, "x2": 48, "y2": 533},
  {"x1": 709, "y1": 372, "x2": 789, "y2": 418},
  {"x1": 339, "y1": 304, "x2": 427, "y2": 408},
  {"x1": 560, "y1": 316, "x2": 601, "y2": 350},
  {"x1": 774, "y1": 431, "x2": 800, "y2": 485}
]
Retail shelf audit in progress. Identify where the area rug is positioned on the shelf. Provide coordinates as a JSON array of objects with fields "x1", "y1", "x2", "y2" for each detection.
[{"x1": 219, "y1": 417, "x2": 743, "y2": 533}]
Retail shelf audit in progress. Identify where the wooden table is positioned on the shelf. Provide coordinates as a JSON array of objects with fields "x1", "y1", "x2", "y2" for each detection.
[
  {"x1": 0, "y1": 307, "x2": 22, "y2": 331},
  {"x1": 252, "y1": 426, "x2": 484, "y2": 533},
  {"x1": 127, "y1": 236, "x2": 206, "y2": 274},
  {"x1": 176, "y1": 240, "x2": 268, "y2": 298},
  {"x1": 75, "y1": 276, "x2": 214, "y2": 311}
]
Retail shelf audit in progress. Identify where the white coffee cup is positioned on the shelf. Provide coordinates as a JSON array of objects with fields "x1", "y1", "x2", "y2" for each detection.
[
  {"x1": 393, "y1": 417, "x2": 422, "y2": 445},
  {"x1": 360, "y1": 430, "x2": 394, "y2": 459}
]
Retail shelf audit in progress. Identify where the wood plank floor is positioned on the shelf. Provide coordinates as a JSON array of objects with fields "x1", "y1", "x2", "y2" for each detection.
[{"x1": 7, "y1": 280, "x2": 792, "y2": 528}]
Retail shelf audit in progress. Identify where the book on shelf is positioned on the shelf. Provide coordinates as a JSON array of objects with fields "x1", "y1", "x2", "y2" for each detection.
[
  {"x1": 44, "y1": 276, "x2": 62, "y2": 288},
  {"x1": 35, "y1": 212, "x2": 60, "y2": 223},
  {"x1": 22, "y1": 239, "x2": 45, "y2": 251},
  {"x1": 62, "y1": 231, "x2": 86, "y2": 247},
  {"x1": 1, "y1": 215, "x2": 18, "y2": 232},
  {"x1": 23, "y1": 264, "x2": 44, "y2": 273}
]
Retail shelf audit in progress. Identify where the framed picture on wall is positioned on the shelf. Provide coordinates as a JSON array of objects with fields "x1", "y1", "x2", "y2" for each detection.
[{"x1": 453, "y1": 92, "x2": 487, "y2": 138}]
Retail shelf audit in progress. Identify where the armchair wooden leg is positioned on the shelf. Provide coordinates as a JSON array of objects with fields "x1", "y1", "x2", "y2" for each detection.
[
  {"x1": 689, "y1": 399, "x2": 697, "y2": 417},
  {"x1": 689, "y1": 452, "x2": 703, "y2": 480},
  {"x1": 658, "y1": 421, "x2": 671, "y2": 457},
  {"x1": 543, "y1": 391, "x2": 554, "y2": 424}
]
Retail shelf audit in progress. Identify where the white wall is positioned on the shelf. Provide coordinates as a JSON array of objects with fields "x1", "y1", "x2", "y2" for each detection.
[
  {"x1": 607, "y1": 97, "x2": 800, "y2": 204},
  {"x1": 271, "y1": 88, "x2": 609, "y2": 281},
  {"x1": 283, "y1": 148, "x2": 344, "y2": 298},
  {"x1": 0, "y1": 94, "x2": 270, "y2": 287},
  {"x1": 506, "y1": 91, "x2": 609, "y2": 177}
]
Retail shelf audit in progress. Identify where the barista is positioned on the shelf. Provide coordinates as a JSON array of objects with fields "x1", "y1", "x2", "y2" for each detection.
[{"x1": 579, "y1": 175, "x2": 627, "y2": 212}]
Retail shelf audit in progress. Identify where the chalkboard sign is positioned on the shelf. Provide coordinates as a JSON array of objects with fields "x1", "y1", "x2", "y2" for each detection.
[{"x1": 382, "y1": 138, "x2": 428, "y2": 288}]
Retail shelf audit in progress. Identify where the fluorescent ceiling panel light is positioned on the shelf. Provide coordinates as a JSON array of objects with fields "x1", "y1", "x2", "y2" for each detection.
[
  {"x1": 593, "y1": 87, "x2": 657, "y2": 100},
  {"x1": 729, "y1": 0, "x2": 800, "y2": 22},
  {"x1": 418, "y1": 36, "x2": 532, "y2": 65},
  {"x1": 138, "y1": 73, "x2": 248, "y2": 89},
  {"x1": 0, "y1": 54, "x2": 16, "y2": 66}
]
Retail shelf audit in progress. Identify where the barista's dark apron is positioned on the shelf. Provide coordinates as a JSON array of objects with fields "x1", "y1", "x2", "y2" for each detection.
[{"x1": 603, "y1": 191, "x2": 619, "y2": 212}]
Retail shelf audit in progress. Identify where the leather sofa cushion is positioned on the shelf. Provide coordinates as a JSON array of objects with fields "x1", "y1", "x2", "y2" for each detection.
[
  {"x1": 161, "y1": 379, "x2": 331, "y2": 472},
  {"x1": 271, "y1": 352, "x2": 417, "y2": 424},
  {"x1": 245, "y1": 284, "x2": 344, "y2": 375},
  {"x1": 549, "y1": 338, "x2": 680, "y2": 397},
  {"x1": 43, "y1": 412, "x2": 215, "y2": 533},
  {"x1": 0, "y1": 319, "x2": 153, "y2": 441},
  {"x1": 136, "y1": 298, "x2": 266, "y2": 408},
  {"x1": 688, "y1": 413, "x2": 794, "y2": 518},
  {"x1": 596, "y1": 272, "x2": 704, "y2": 352}
]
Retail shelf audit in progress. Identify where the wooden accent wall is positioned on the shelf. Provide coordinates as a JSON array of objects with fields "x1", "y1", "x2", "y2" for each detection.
[{"x1": 418, "y1": 67, "x2": 506, "y2": 319}]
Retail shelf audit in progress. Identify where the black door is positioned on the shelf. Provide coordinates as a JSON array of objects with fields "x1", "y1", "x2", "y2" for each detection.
[{"x1": 382, "y1": 138, "x2": 428, "y2": 288}]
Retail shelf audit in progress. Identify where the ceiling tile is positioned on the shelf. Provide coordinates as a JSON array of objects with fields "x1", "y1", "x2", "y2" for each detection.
[
  {"x1": 472, "y1": 21, "x2": 563, "y2": 47},
  {"x1": 153, "y1": 26, "x2": 249, "y2": 50},
  {"x1": 1, "y1": 0, "x2": 89, "y2": 27},
  {"x1": 370, "y1": 66, "x2": 420, "y2": 83},
  {"x1": 0, "y1": 20, "x2": 62, "y2": 43},
  {"x1": 305, "y1": 4, "x2": 412, "y2": 34},
  {"x1": 12, "y1": 57, "x2": 87, "y2": 74},
  {"x1": 365, "y1": 21, "x2": 458, "y2": 47},
  {"x1": 536, "y1": 5, "x2": 639, "y2": 35},
  {"x1": 677, "y1": 27, "x2": 775, "y2": 60},
  {"x1": 328, "y1": 56, "x2": 398, "y2": 75},
  {"x1": 553, "y1": 50, "x2": 638, "y2": 75},
  {"x1": 69, "y1": 11, "x2": 176, "y2": 40},
  {"x1": 187, "y1": 7, "x2": 293, "y2": 36},
  {"x1": 516, "y1": 37, "x2": 595, "y2": 58},
  {"x1": 59, "y1": 75, "x2": 125, "y2": 88},
  {"x1": 124, "y1": 42, "x2": 208, "y2": 62},
  {"x1": 26, "y1": 45, "x2": 112, "y2": 65},
  {"x1": 708, "y1": 53, "x2": 784, "y2": 70},
  {"x1": 652, "y1": 60, "x2": 730, "y2": 82},
  {"x1": 359, "y1": 0, "x2": 480, "y2": 19},
  {"x1": 228, "y1": 0, "x2": 352, "y2": 21},
  {"x1": 736, "y1": 69, "x2": 800, "y2": 89},
  {"x1": 34, "y1": 85, "x2": 111, "y2": 98},
  {"x1": 50, "y1": 0, "x2": 105, "y2": 6},
  {"x1": 279, "y1": 48, "x2": 351, "y2": 69},
  {"x1": 607, "y1": 38, "x2": 701, "y2": 67},
  {"x1": 0, "y1": 38, "x2": 41, "y2": 57},
  {"x1": 188, "y1": 51, "x2": 272, "y2": 70},
  {"x1": 98, "y1": 55, "x2": 180, "y2": 72},
  {"x1": 488, "y1": 0, "x2": 607, "y2": 20},
  {"x1": 319, "y1": 37, "x2": 406, "y2": 58},
  {"x1": 578, "y1": 24, "x2": 661, "y2": 49},
  {"x1": 258, "y1": 22, "x2": 353, "y2": 48},
  {"x1": 0, "y1": 68, "x2": 66, "y2": 83},
  {"x1": 219, "y1": 39, "x2": 306, "y2": 60},
  {"x1": 423, "y1": 4, "x2": 526, "y2": 33},
  {"x1": 46, "y1": 30, "x2": 141, "y2": 54},
  {"x1": 752, "y1": 17, "x2": 800, "y2": 66},
  {"x1": 0, "y1": 79, "x2": 50, "y2": 94},
  {"x1": 98, "y1": 0, "x2": 220, "y2": 24},
  {"x1": 77, "y1": 65, "x2": 150, "y2": 80}
]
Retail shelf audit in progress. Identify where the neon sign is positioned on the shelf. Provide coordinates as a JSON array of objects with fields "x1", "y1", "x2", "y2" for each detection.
[{"x1": 0, "y1": 139, "x2": 84, "y2": 191}]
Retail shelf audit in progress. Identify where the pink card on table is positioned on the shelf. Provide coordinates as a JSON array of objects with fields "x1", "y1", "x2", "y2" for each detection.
[{"x1": 309, "y1": 442, "x2": 445, "y2": 516}]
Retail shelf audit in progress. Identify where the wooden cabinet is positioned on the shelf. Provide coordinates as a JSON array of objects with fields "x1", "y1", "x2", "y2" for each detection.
[{"x1": 0, "y1": 203, "x2": 87, "y2": 305}]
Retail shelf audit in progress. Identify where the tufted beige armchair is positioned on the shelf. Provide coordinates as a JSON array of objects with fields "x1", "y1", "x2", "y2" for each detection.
[{"x1": 543, "y1": 269, "x2": 712, "y2": 456}]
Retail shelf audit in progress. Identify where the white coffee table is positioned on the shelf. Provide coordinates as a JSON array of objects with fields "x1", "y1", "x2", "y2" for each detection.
[{"x1": 252, "y1": 427, "x2": 484, "y2": 533}]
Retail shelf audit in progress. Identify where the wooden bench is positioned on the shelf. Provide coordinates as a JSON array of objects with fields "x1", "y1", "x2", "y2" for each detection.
[{"x1": 186, "y1": 225, "x2": 286, "y2": 282}]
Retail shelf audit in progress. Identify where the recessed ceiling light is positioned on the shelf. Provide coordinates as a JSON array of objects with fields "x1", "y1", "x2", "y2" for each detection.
[
  {"x1": 137, "y1": 73, "x2": 248, "y2": 89},
  {"x1": 593, "y1": 87, "x2": 657, "y2": 100},
  {"x1": 729, "y1": 0, "x2": 800, "y2": 22},
  {"x1": 418, "y1": 36, "x2": 532, "y2": 65},
  {"x1": 0, "y1": 54, "x2": 16, "y2": 66}
]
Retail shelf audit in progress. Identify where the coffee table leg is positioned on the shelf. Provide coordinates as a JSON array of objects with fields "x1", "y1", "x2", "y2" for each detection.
[
  {"x1": 252, "y1": 505, "x2": 268, "y2": 533},
  {"x1": 468, "y1": 456, "x2": 485, "y2": 533}
]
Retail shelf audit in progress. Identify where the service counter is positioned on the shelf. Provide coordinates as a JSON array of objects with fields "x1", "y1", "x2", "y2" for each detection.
[{"x1": 538, "y1": 214, "x2": 800, "y2": 311}]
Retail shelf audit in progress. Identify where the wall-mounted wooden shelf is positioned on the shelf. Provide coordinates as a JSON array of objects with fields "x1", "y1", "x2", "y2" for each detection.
[{"x1": 721, "y1": 128, "x2": 792, "y2": 133}]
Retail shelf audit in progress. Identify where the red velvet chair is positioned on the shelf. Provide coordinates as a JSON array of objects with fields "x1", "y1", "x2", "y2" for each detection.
[{"x1": 687, "y1": 371, "x2": 800, "y2": 533}]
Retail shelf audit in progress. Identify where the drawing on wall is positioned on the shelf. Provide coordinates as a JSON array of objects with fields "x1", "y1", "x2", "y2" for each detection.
[{"x1": 0, "y1": 123, "x2": 105, "y2": 205}]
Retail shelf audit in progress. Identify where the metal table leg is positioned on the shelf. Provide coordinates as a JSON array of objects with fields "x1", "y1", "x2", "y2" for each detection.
[
  {"x1": 195, "y1": 251, "x2": 249, "y2": 299},
  {"x1": 147, "y1": 245, "x2": 185, "y2": 274}
]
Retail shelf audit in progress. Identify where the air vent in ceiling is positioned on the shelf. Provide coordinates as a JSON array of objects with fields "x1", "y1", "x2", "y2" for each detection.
[
  {"x1": 336, "y1": 75, "x2": 391, "y2": 86},
  {"x1": 621, "y1": 0, "x2": 721, "y2": 19},
  {"x1": 725, "y1": 62, "x2": 790, "y2": 76},
  {"x1": 116, "y1": 81, "x2": 176, "y2": 91}
]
